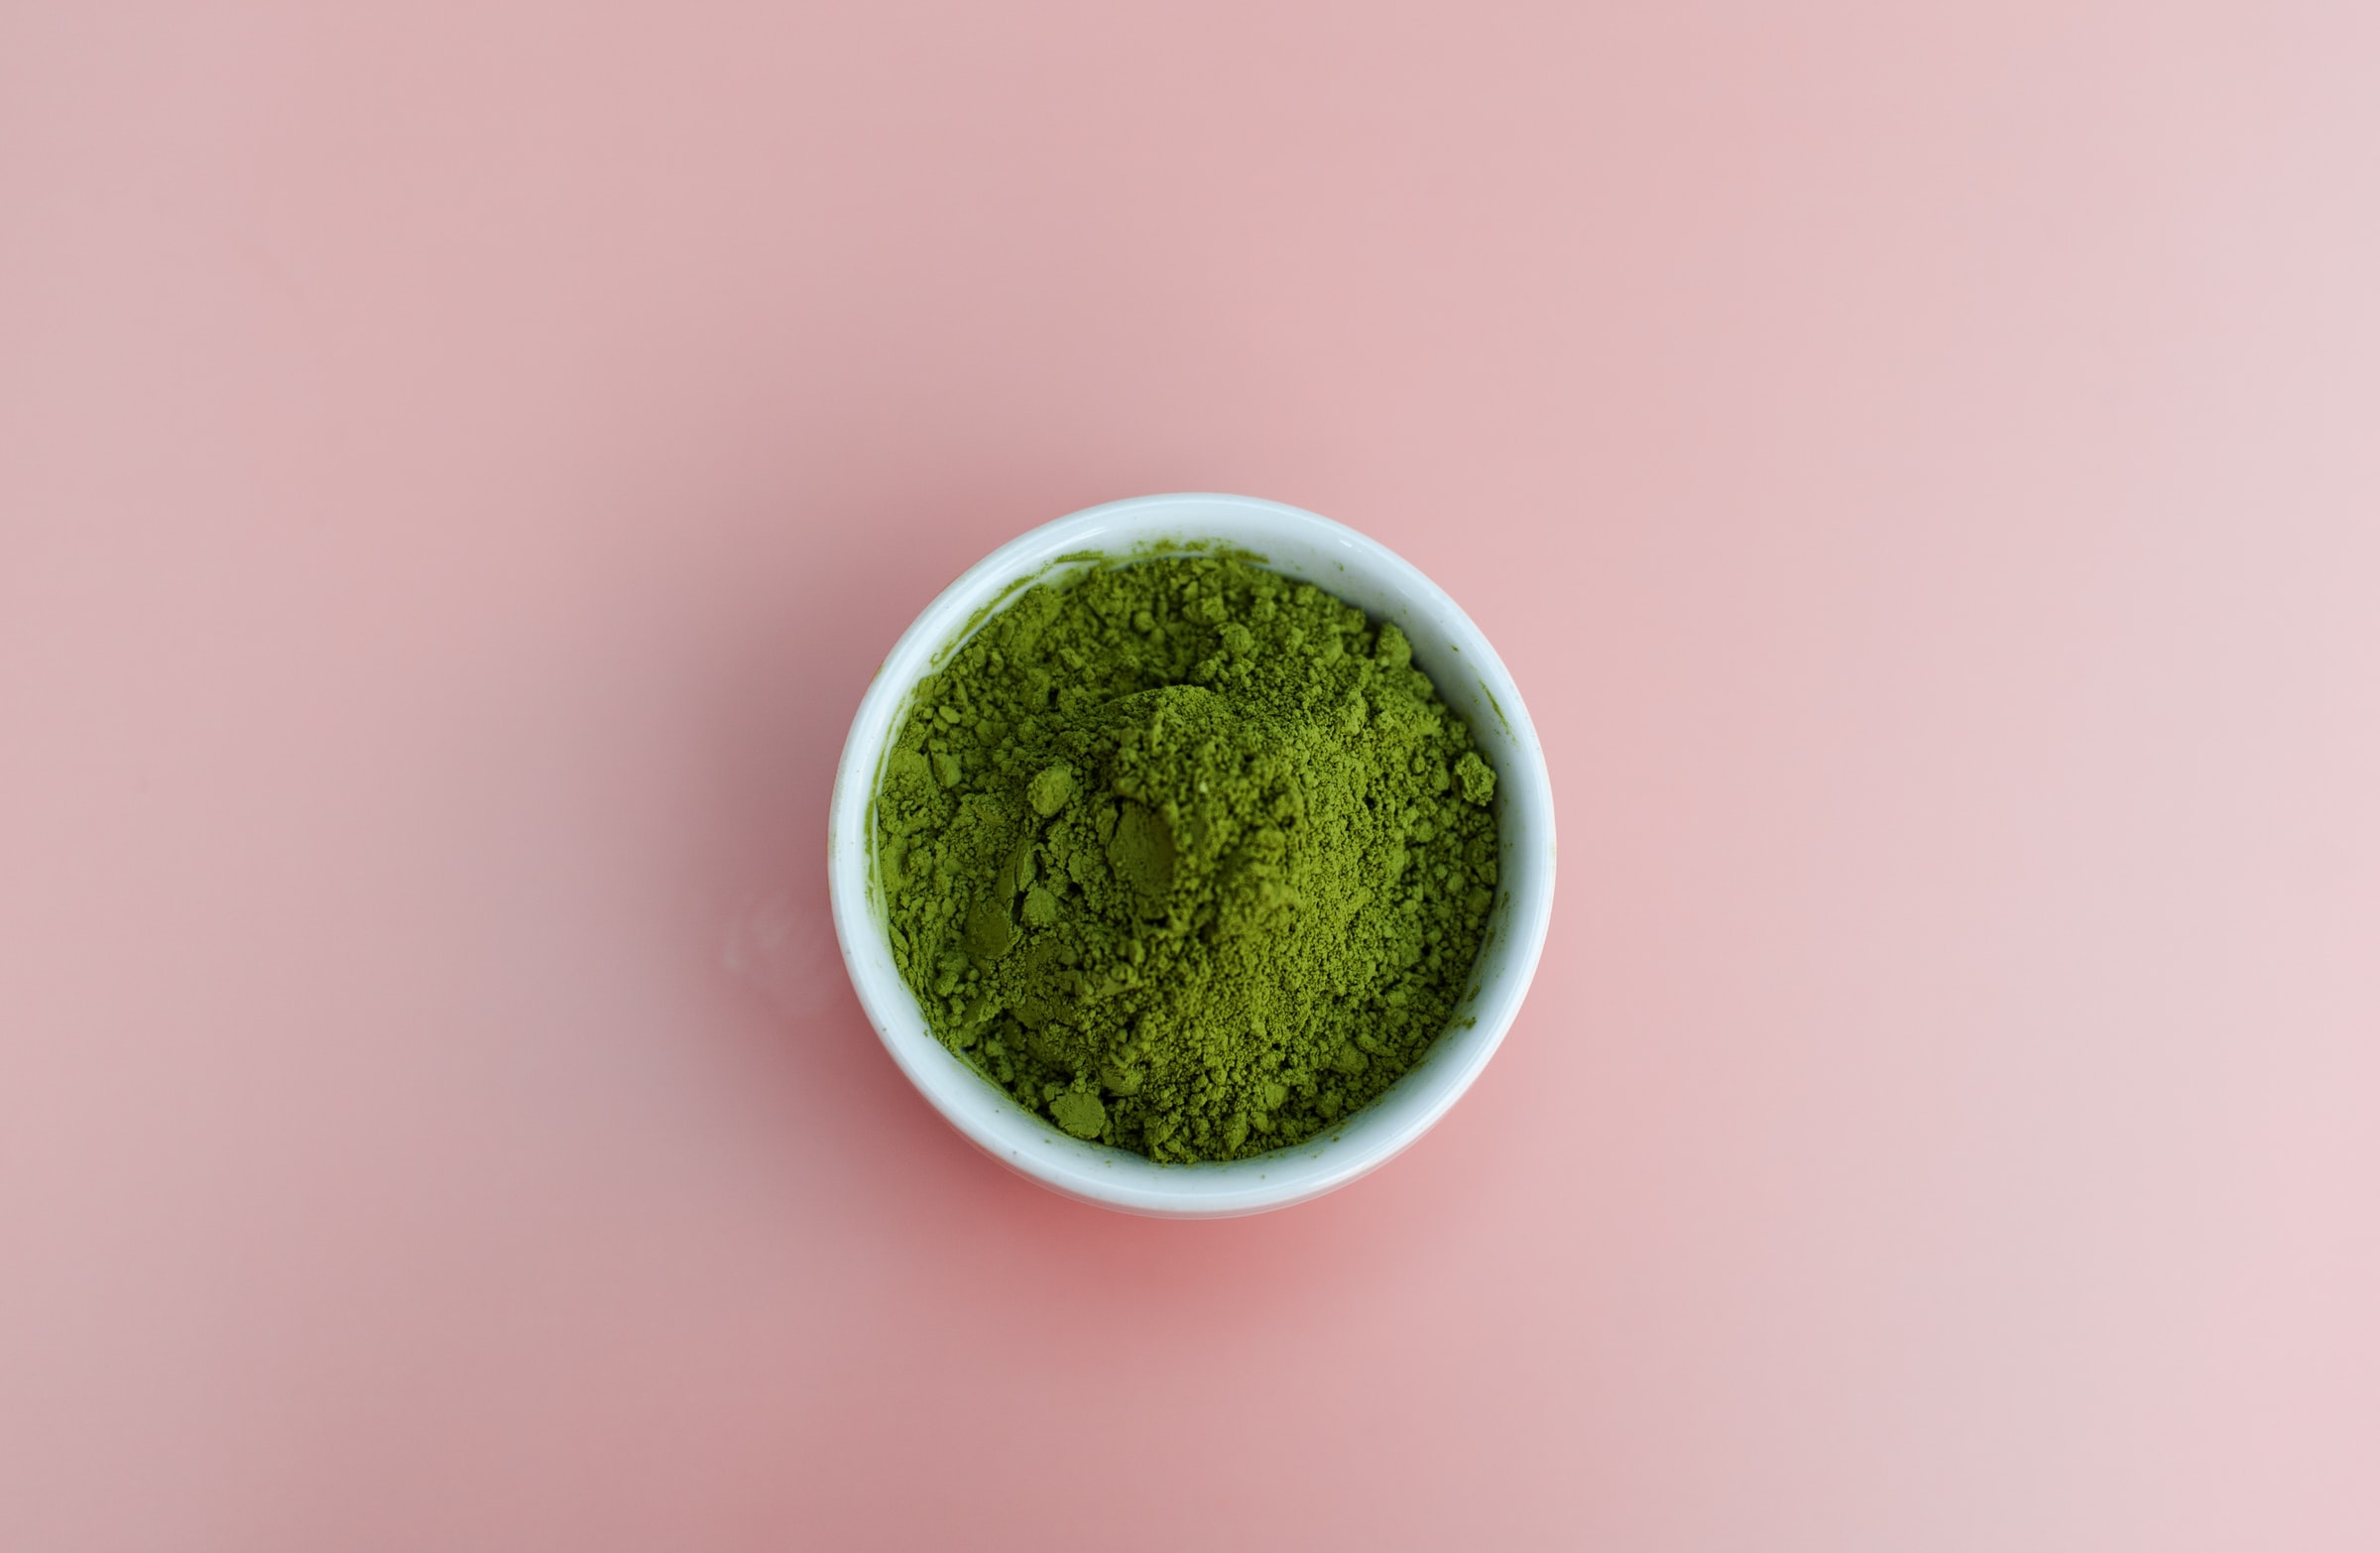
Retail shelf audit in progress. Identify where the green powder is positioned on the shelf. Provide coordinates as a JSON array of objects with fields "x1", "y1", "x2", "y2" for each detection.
[{"x1": 873, "y1": 553, "x2": 1499, "y2": 1162}]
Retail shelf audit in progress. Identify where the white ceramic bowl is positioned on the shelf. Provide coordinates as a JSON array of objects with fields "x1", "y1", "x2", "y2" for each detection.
[{"x1": 827, "y1": 494, "x2": 1555, "y2": 1216}]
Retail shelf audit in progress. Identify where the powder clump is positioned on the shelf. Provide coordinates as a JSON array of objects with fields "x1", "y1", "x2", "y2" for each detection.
[{"x1": 875, "y1": 554, "x2": 1498, "y2": 1162}]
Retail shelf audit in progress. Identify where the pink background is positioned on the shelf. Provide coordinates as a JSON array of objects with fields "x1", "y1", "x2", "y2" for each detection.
[{"x1": 5, "y1": 3, "x2": 2377, "y2": 1548}]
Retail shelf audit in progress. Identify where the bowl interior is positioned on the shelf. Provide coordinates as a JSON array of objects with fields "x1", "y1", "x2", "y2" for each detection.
[{"x1": 827, "y1": 495, "x2": 1554, "y2": 1217}]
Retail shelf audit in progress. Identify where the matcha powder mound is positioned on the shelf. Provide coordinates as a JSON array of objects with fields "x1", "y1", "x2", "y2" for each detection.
[{"x1": 873, "y1": 554, "x2": 1500, "y2": 1163}]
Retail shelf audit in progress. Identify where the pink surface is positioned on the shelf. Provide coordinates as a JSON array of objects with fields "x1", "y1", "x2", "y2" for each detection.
[{"x1": 5, "y1": 3, "x2": 2377, "y2": 1548}]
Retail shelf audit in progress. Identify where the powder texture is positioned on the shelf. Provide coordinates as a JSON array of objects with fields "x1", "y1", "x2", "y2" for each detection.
[{"x1": 874, "y1": 554, "x2": 1498, "y2": 1162}]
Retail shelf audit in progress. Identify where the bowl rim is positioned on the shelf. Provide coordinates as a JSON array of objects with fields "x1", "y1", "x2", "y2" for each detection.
[{"x1": 826, "y1": 493, "x2": 1555, "y2": 1216}]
